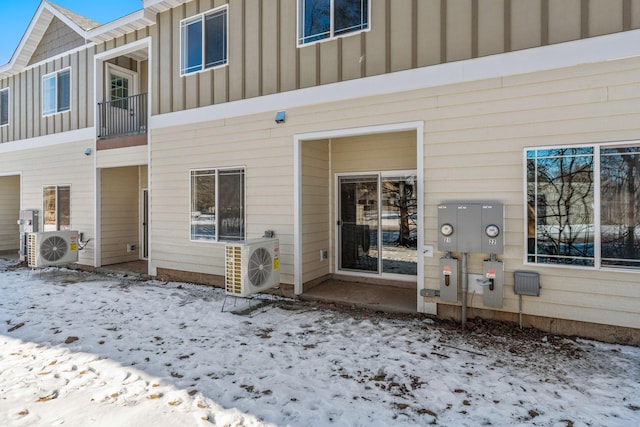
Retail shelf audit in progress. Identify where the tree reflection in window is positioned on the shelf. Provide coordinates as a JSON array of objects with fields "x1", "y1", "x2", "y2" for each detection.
[
  {"x1": 299, "y1": 0, "x2": 369, "y2": 45},
  {"x1": 527, "y1": 148, "x2": 595, "y2": 266},
  {"x1": 601, "y1": 147, "x2": 640, "y2": 268}
]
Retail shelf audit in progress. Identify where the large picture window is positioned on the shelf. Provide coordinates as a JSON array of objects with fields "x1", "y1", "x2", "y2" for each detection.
[
  {"x1": 190, "y1": 168, "x2": 245, "y2": 241},
  {"x1": 298, "y1": 0, "x2": 369, "y2": 45},
  {"x1": 42, "y1": 69, "x2": 71, "y2": 116},
  {"x1": 0, "y1": 88, "x2": 8, "y2": 126},
  {"x1": 527, "y1": 144, "x2": 640, "y2": 269},
  {"x1": 180, "y1": 6, "x2": 228, "y2": 75},
  {"x1": 43, "y1": 185, "x2": 71, "y2": 232}
]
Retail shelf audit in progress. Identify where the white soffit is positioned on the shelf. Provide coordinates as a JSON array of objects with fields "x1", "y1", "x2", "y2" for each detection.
[{"x1": 143, "y1": 0, "x2": 191, "y2": 14}]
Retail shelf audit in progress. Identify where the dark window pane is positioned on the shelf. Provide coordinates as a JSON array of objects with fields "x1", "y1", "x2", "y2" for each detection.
[
  {"x1": 205, "y1": 9, "x2": 227, "y2": 68},
  {"x1": 218, "y1": 169, "x2": 244, "y2": 240},
  {"x1": 182, "y1": 18, "x2": 203, "y2": 74},
  {"x1": 301, "y1": 0, "x2": 330, "y2": 43},
  {"x1": 58, "y1": 186, "x2": 70, "y2": 230},
  {"x1": 0, "y1": 89, "x2": 7, "y2": 125},
  {"x1": 57, "y1": 70, "x2": 70, "y2": 112},
  {"x1": 601, "y1": 148, "x2": 640, "y2": 268},
  {"x1": 335, "y1": 0, "x2": 368, "y2": 36},
  {"x1": 528, "y1": 149, "x2": 594, "y2": 265},
  {"x1": 191, "y1": 171, "x2": 216, "y2": 240}
]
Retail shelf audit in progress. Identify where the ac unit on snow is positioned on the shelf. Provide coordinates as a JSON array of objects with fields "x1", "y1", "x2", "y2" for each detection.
[
  {"x1": 28, "y1": 231, "x2": 79, "y2": 268},
  {"x1": 225, "y1": 238, "x2": 280, "y2": 297}
]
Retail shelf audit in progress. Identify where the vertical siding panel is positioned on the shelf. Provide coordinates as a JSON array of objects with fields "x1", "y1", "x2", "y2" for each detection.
[
  {"x1": 25, "y1": 70, "x2": 33, "y2": 139},
  {"x1": 279, "y1": 0, "x2": 297, "y2": 92},
  {"x1": 172, "y1": 6, "x2": 186, "y2": 112},
  {"x1": 86, "y1": 46, "x2": 95, "y2": 128},
  {"x1": 589, "y1": 0, "x2": 624, "y2": 36},
  {"x1": 213, "y1": 67, "x2": 228, "y2": 104},
  {"x1": 548, "y1": 0, "x2": 581, "y2": 43},
  {"x1": 61, "y1": 56, "x2": 69, "y2": 133},
  {"x1": 365, "y1": 0, "x2": 388, "y2": 76},
  {"x1": 159, "y1": 10, "x2": 173, "y2": 114},
  {"x1": 416, "y1": 0, "x2": 441, "y2": 67},
  {"x1": 341, "y1": 34, "x2": 363, "y2": 81},
  {"x1": 245, "y1": 0, "x2": 261, "y2": 98},
  {"x1": 78, "y1": 49, "x2": 87, "y2": 128},
  {"x1": 150, "y1": 23, "x2": 160, "y2": 115},
  {"x1": 184, "y1": 1, "x2": 200, "y2": 110},
  {"x1": 298, "y1": 45, "x2": 317, "y2": 89},
  {"x1": 478, "y1": 0, "x2": 504, "y2": 56},
  {"x1": 390, "y1": 0, "x2": 413, "y2": 72},
  {"x1": 20, "y1": 72, "x2": 27, "y2": 139},
  {"x1": 262, "y1": 0, "x2": 279, "y2": 95},
  {"x1": 71, "y1": 52, "x2": 79, "y2": 130},
  {"x1": 33, "y1": 66, "x2": 41, "y2": 138},
  {"x1": 446, "y1": 0, "x2": 473, "y2": 61},
  {"x1": 11, "y1": 75, "x2": 17, "y2": 141},
  {"x1": 319, "y1": 42, "x2": 339, "y2": 85},
  {"x1": 228, "y1": 0, "x2": 244, "y2": 101},
  {"x1": 633, "y1": 0, "x2": 640, "y2": 28},
  {"x1": 511, "y1": 0, "x2": 542, "y2": 50}
]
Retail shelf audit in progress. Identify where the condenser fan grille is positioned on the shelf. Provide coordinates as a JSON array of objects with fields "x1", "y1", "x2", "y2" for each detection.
[
  {"x1": 247, "y1": 247, "x2": 272, "y2": 287},
  {"x1": 40, "y1": 236, "x2": 69, "y2": 262}
]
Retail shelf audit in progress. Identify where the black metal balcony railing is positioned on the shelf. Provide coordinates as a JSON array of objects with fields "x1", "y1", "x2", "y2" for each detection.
[{"x1": 97, "y1": 93, "x2": 147, "y2": 139}]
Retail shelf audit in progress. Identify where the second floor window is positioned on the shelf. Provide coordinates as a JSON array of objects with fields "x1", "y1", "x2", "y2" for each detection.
[
  {"x1": 180, "y1": 6, "x2": 228, "y2": 75},
  {"x1": 298, "y1": 0, "x2": 370, "y2": 45},
  {"x1": 0, "y1": 88, "x2": 8, "y2": 126},
  {"x1": 42, "y1": 69, "x2": 71, "y2": 116}
]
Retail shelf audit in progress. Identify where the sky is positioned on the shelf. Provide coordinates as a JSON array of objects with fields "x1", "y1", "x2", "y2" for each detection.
[
  {"x1": 1, "y1": 257, "x2": 639, "y2": 426},
  {"x1": 0, "y1": 0, "x2": 144, "y2": 65}
]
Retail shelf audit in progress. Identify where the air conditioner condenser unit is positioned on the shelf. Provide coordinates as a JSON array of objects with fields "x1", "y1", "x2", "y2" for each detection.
[
  {"x1": 28, "y1": 231, "x2": 79, "y2": 268},
  {"x1": 225, "y1": 238, "x2": 280, "y2": 297}
]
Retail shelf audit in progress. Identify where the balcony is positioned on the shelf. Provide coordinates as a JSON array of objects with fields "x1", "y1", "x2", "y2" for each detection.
[{"x1": 97, "y1": 93, "x2": 147, "y2": 145}]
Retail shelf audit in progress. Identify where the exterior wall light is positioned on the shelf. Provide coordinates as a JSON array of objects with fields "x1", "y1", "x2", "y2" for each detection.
[{"x1": 275, "y1": 111, "x2": 286, "y2": 123}]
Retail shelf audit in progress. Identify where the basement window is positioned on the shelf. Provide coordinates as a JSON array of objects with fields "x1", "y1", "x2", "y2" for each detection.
[{"x1": 43, "y1": 185, "x2": 71, "y2": 232}]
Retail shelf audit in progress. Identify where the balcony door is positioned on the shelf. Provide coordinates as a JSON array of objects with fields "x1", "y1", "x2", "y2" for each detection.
[
  {"x1": 105, "y1": 63, "x2": 138, "y2": 136},
  {"x1": 337, "y1": 172, "x2": 418, "y2": 278}
]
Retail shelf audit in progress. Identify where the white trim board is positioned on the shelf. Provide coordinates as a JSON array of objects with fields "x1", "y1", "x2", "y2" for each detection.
[
  {"x1": 0, "y1": 128, "x2": 95, "y2": 153},
  {"x1": 150, "y1": 29, "x2": 640, "y2": 130}
]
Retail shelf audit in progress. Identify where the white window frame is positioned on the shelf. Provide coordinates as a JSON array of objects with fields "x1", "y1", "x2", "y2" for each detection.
[
  {"x1": 190, "y1": 167, "x2": 246, "y2": 242},
  {"x1": 524, "y1": 141, "x2": 640, "y2": 272},
  {"x1": 297, "y1": 0, "x2": 371, "y2": 46},
  {"x1": 0, "y1": 87, "x2": 8, "y2": 127},
  {"x1": 42, "y1": 68, "x2": 71, "y2": 116},
  {"x1": 180, "y1": 5, "x2": 229, "y2": 76},
  {"x1": 43, "y1": 184, "x2": 71, "y2": 232}
]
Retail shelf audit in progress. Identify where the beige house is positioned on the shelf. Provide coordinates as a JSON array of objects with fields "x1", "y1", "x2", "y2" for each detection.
[{"x1": 0, "y1": 0, "x2": 639, "y2": 344}]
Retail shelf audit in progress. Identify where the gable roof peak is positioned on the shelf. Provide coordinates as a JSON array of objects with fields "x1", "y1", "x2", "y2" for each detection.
[{"x1": 46, "y1": 1, "x2": 101, "y2": 31}]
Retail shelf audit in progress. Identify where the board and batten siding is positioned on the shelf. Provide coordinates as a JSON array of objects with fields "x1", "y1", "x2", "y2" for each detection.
[
  {"x1": 150, "y1": 52, "x2": 640, "y2": 329},
  {"x1": 150, "y1": 0, "x2": 640, "y2": 116},
  {"x1": 0, "y1": 175, "x2": 20, "y2": 251},
  {"x1": 1, "y1": 139, "x2": 96, "y2": 265}
]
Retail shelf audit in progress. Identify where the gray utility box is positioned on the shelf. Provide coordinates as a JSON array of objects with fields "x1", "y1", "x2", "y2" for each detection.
[
  {"x1": 513, "y1": 271, "x2": 541, "y2": 296},
  {"x1": 482, "y1": 260, "x2": 504, "y2": 308},
  {"x1": 437, "y1": 202, "x2": 504, "y2": 254},
  {"x1": 439, "y1": 256, "x2": 459, "y2": 302}
]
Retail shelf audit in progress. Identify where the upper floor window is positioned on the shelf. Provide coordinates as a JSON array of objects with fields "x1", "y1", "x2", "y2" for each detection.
[
  {"x1": 0, "y1": 88, "x2": 8, "y2": 126},
  {"x1": 526, "y1": 144, "x2": 640, "y2": 270},
  {"x1": 180, "y1": 6, "x2": 228, "y2": 75},
  {"x1": 190, "y1": 168, "x2": 245, "y2": 241},
  {"x1": 42, "y1": 69, "x2": 71, "y2": 116},
  {"x1": 298, "y1": 0, "x2": 370, "y2": 45},
  {"x1": 43, "y1": 185, "x2": 71, "y2": 232}
]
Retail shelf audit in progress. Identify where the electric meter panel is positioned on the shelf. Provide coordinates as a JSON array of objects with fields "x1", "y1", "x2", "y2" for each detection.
[{"x1": 437, "y1": 202, "x2": 504, "y2": 254}]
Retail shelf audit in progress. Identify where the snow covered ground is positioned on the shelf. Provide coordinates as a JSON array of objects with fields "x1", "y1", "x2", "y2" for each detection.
[{"x1": 0, "y1": 258, "x2": 639, "y2": 427}]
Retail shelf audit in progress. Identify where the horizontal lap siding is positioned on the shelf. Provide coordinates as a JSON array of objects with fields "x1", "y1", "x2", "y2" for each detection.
[
  {"x1": 0, "y1": 139, "x2": 96, "y2": 265},
  {"x1": 422, "y1": 56, "x2": 640, "y2": 329}
]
